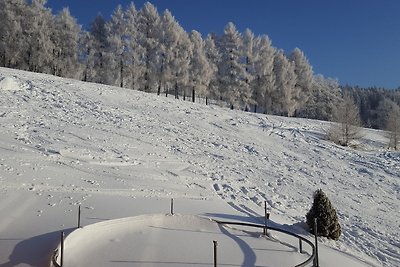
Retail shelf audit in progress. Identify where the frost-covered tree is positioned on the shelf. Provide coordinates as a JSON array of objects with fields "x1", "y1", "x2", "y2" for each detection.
[
  {"x1": 160, "y1": 10, "x2": 192, "y2": 99},
  {"x1": 217, "y1": 22, "x2": 251, "y2": 109},
  {"x1": 298, "y1": 75, "x2": 342, "y2": 121},
  {"x1": 289, "y1": 47, "x2": 313, "y2": 115},
  {"x1": 84, "y1": 14, "x2": 109, "y2": 84},
  {"x1": 189, "y1": 30, "x2": 212, "y2": 103},
  {"x1": 273, "y1": 50, "x2": 297, "y2": 116},
  {"x1": 105, "y1": 5, "x2": 126, "y2": 87},
  {"x1": 175, "y1": 30, "x2": 192, "y2": 100},
  {"x1": 328, "y1": 92, "x2": 363, "y2": 146},
  {"x1": 204, "y1": 34, "x2": 220, "y2": 104},
  {"x1": 81, "y1": 32, "x2": 94, "y2": 82},
  {"x1": 242, "y1": 29, "x2": 255, "y2": 75},
  {"x1": 0, "y1": 0, "x2": 8, "y2": 66},
  {"x1": 24, "y1": 0, "x2": 54, "y2": 73},
  {"x1": 52, "y1": 7, "x2": 81, "y2": 78},
  {"x1": 386, "y1": 105, "x2": 400, "y2": 150},
  {"x1": 253, "y1": 35, "x2": 275, "y2": 113},
  {"x1": 306, "y1": 189, "x2": 341, "y2": 240},
  {"x1": 0, "y1": 0, "x2": 28, "y2": 68},
  {"x1": 242, "y1": 29, "x2": 256, "y2": 103},
  {"x1": 159, "y1": 9, "x2": 181, "y2": 97},
  {"x1": 125, "y1": 2, "x2": 144, "y2": 90},
  {"x1": 137, "y1": 2, "x2": 161, "y2": 92},
  {"x1": 375, "y1": 97, "x2": 397, "y2": 130}
]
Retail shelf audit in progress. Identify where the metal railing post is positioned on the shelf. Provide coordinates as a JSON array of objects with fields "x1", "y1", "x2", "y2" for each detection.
[
  {"x1": 299, "y1": 239, "x2": 303, "y2": 253},
  {"x1": 60, "y1": 231, "x2": 64, "y2": 267},
  {"x1": 213, "y1": 240, "x2": 218, "y2": 267},
  {"x1": 264, "y1": 201, "x2": 268, "y2": 235},
  {"x1": 313, "y1": 218, "x2": 319, "y2": 267},
  {"x1": 77, "y1": 205, "x2": 81, "y2": 228}
]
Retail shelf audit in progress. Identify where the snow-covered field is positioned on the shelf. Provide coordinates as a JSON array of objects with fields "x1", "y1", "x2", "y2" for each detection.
[{"x1": 0, "y1": 67, "x2": 398, "y2": 267}]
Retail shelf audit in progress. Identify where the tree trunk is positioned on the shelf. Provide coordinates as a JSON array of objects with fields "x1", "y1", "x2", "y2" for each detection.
[
  {"x1": 192, "y1": 87, "x2": 195, "y2": 103},
  {"x1": 120, "y1": 58, "x2": 123, "y2": 88},
  {"x1": 144, "y1": 71, "x2": 149, "y2": 92},
  {"x1": 2, "y1": 50, "x2": 5, "y2": 67},
  {"x1": 175, "y1": 81, "x2": 178, "y2": 99},
  {"x1": 166, "y1": 86, "x2": 169, "y2": 97},
  {"x1": 254, "y1": 104, "x2": 257, "y2": 113},
  {"x1": 157, "y1": 83, "x2": 161, "y2": 96},
  {"x1": 28, "y1": 50, "x2": 32, "y2": 72},
  {"x1": 132, "y1": 56, "x2": 135, "y2": 90},
  {"x1": 206, "y1": 97, "x2": 208, "y2": 106},
  {"x1": 145, "y1": 45, "x2": 150, "y2": 92}
]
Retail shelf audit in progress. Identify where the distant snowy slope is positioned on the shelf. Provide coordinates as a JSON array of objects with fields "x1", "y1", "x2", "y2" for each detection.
[{"x1": 0, "y1": 67, "x2": 398, "y2": 267}]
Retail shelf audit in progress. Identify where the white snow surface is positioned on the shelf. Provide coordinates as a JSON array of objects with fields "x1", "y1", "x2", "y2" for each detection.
[{"x1": 0, "y1": 67, "x2": 398, "y2": 267}]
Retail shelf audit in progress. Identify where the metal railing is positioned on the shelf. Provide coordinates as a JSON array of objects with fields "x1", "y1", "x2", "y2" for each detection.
[
  {"x1": 49, "y1": 202, "x2": 317, "y2": 267},
  {"x1": 51, "y1": 248, "x2": 61, "y2": 267},
  {"x1": 216, "y1": 220, "x2": 316, "y2": 267}
]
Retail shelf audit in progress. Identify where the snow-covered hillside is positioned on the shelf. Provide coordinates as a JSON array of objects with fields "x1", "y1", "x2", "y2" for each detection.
[{"x1": 0, "y1": 67, "x2": 398, "y2": 267}]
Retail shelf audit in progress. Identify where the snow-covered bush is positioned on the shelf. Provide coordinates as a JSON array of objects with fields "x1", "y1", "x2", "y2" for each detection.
[
  {"x1": 306, "y1": 189, "x2": 341, "y2": 240},
  {"x1": 327, "y1": 92, "x2": 362, "y2": 147},
  {"x1": 0, "y1": 76, "x2": 21, "y2": 91}
]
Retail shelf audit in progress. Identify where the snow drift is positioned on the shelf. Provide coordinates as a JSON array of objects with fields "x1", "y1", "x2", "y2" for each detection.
[{"x1": 0, "y1": 76, "x2": 22, "y2": 91}]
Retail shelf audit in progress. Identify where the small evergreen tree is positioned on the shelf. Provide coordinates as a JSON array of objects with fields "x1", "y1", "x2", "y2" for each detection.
[{"x1": 306, "y1": 189, "x2": 341, "y2": 240}]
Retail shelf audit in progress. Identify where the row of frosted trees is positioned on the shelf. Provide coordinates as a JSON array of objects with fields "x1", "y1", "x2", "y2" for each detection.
[{"x1": 1, "y1": 0, "x2": 334, "y2": 116}]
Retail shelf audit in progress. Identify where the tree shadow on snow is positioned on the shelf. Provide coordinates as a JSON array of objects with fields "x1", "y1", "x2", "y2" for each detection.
[
  {"x1": 217, "y1": 223, "x2": 259, "y2": 267},
  {"x1": 0, "y1": 228, "x2": 74, "y2": 267}
]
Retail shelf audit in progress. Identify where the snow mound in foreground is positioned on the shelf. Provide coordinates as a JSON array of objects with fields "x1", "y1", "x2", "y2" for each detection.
[
  {"x1": 0, "y1": 76, "x2": 22, "y2": 90},
  {"x1": 55, "y1": 214, "x2": 311, "y2": 267}
]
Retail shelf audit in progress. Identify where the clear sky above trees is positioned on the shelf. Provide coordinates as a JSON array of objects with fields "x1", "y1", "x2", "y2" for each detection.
[{"x1": 47, "y1": 0, "x2": 400, "y2": 89}]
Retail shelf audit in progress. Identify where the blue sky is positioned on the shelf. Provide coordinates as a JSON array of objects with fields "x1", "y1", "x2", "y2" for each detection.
[{"x1": 47, "y1": 0, "x2": 400, "y2": 89}]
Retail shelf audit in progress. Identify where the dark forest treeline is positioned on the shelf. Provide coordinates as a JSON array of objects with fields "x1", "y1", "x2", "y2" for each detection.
[{"x1": 343, "y1": 86, "x2": 400, "y2": 129}]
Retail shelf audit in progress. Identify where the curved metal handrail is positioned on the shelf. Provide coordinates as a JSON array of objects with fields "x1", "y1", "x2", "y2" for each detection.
[
  {"x1": 216, "y1": 220, "x2": 315, "y2": 267},
  {"x1": 51, "y1": 248, "x2": 61, "y2": 267}
]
